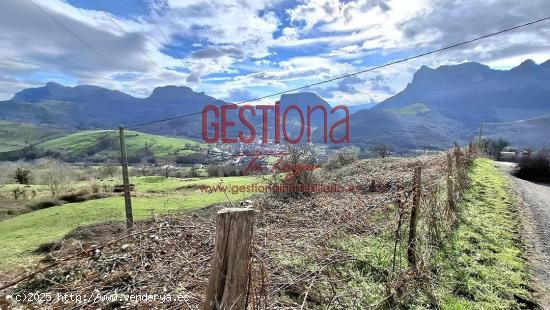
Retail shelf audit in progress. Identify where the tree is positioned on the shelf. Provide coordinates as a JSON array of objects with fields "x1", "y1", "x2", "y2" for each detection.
[
  {"x1": 99, "y1": 162, "x2": 120, "y2": 178},
  {"x1": 137, "y1": 158, "x2": 150, "y2": 176},
  {"x1": 370, "y1": 144, "x2": 392, "y2": 158},
  {"x1": 480, "y1": 137, "x2": 509, "y2": 160},
  {"x1": 324, "y1": 150, "x2": 357, "y2": 170},
  {"x1": 159, "y1": 155, "x2": 177, "y2": 178},
  {"x1": 517, "y1": 150, "x2": 550, "y2": 182},
  {"x1": 189, "y1": 167, "x2": 199, "y2": 178},
  {"x1": 207, "y1": 165, "x2": 223, "y2": 177},
  {"x1": 269, "y1": 145, "x2": 318, "y2": 199},
  {"x1": 42, "y1": 161, "x2": 72, "y2": 196},
  {"x1": 14, "y1": 167, "x2": 31, "y2": 184}
]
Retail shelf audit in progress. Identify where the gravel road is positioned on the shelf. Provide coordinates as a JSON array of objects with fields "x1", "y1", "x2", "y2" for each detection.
[{"x1": 497, "y1": 162, "x2": 550, "y2": 309}]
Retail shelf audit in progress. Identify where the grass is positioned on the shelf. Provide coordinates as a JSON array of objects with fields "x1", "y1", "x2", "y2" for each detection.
[
  {"x1": 272, "y1": 202, "x2": 401, "y2": 308},
  {"x1": 395, "y1": 103, "x2": 431, "y2": 116},
  {"x1": 0, "y1": 175, "x2": 261, "y2": 270},
  {"x1": 0, "y1": 120, "x2": 67, "y2": 152},
  {"x1": 431, "y1": 158, "x2": 535, "y2": 309},
  {"x1": 39, "y1": 129, "x2": 202, "y2": 160},
  {"x1": 271, "y1": 158, "x2": 535, "y2": 308}
]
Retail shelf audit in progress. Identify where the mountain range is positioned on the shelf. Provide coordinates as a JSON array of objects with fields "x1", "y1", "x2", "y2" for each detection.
[
  {"x1": 347, "y1": 59, "x2": 550, "y2": 150},
  {"x1": 1, "y1": 59, "x2": 550, "y2": 151}
]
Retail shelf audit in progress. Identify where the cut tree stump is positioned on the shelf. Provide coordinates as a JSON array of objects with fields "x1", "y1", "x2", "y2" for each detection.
[{"x1": 204, "y1": 208, "x2": 256, "y2": 310}]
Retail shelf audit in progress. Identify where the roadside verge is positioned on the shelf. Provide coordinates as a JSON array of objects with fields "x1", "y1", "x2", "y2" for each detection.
[{"x1": 432, "y1": 158, "x2": 537, "y2": 309}]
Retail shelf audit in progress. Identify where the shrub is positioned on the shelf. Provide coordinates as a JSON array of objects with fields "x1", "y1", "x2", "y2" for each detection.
[
  {"x1": 480, "y1": 137, "x2": 509, "y2": 160},
  {"x1": 516, "y1": 152, "x2": 550, "y2": 182},
  {"x1": 89, "y1": 178, "x2": 101, "y2": 194},
  {"x1": 267, "y1": 145, "x2": 318, "y2": 200},
  {"x1": 324, "y1": 151, "x2": 357, "y2": 170},
  {"x1": 59, "y1": 189, "x2": 90, "y2": 203},
  {"x1": 370, "y1": 144, "x2": 392, "y2": 158},
  {"x1": 29, "y1": 199, "x2": 64, "y2": 211},
  {"x1": 102, "y1": 183, "x2": 114, "y2": 193},
  {"x1": 207, "y1": 165, "x2": 243, "y2": 177},
  {"x1": 14, "y1": 167, "x2": 31, "y2": 184}
]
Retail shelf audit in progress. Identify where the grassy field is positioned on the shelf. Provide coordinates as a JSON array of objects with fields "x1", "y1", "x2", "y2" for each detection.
[
  {"x1": 270, "y1": 158, "x2": 535, "y2": 308},
  {"x1": 39, "y1": 129, "x2": 202, "y2": 159},
  {"x1": 0, "y1": 120, "x2": 67, "y2": 152},
  {"x1": 394, "y1": 103, "x2": 431, "y2": 116},
  {"x1": 0, "y1": 175, "x2": 260, "y2": 270},
  {"x1": 432, "y1": 158, "x2": 534, "y2": 309}
]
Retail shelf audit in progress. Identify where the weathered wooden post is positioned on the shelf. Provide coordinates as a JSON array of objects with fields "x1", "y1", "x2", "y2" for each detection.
[
  {"x1": 118, "y1": 125, "x2": 133, "y2": 229},
  {"x1": 446, "y1": 153, "x2": 455, "y2": 212},
  {"x1": 477, "y1": 123, "x2": 483, "y2": 152},
  {"x1": 204, "y1": 208, "x2": 256, "y2": 310},
  {"x1": 454, "y1": 147, "x2": 464, "y2": 188},
  {"x1": 407, "y1": 166, "x2": 422, "y2": 268}
]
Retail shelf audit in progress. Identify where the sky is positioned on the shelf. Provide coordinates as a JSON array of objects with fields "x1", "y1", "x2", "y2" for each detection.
[{"x1": 0, "y1": 0, "x2": 549, "y2": 105}]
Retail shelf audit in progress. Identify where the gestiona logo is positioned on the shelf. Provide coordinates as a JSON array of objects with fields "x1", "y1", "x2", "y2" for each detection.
[{"x1": 201, "y1": 101, "x2": 350, "y2": 144}]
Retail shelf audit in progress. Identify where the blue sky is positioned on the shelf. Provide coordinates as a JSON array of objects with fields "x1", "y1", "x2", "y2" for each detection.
[{"x1": 0, "y1": 0, "x2": 549, "y2": 104}]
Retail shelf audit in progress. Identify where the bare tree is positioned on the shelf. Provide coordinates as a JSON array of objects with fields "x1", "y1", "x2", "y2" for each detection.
[
  {"x1": 99, "y1": 162, "x2": 120, "y2": 178},
  {"x1": 269, "y1": 144, "x2": 318, "y2": 199},
  {"x1": 42, "y1": 160, "x2": 72, "y2": 196},
  {"x1": 370, "y1": 144, "x2": 393, "y2": 158},
  {"x1": 159, "y1": 155, "x2": 177, "y2": 178},
  {"x1": 137, "y1": 158, "x2": 150, "y2": 176},
  {"x1": 189, "y1": 166, "x2": 199, "y2": 178}
]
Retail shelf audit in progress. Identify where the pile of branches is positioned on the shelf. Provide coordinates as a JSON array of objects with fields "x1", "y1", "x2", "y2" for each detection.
[{"x1": 0, "y1": 148, "x2": 474, "y2": 309}]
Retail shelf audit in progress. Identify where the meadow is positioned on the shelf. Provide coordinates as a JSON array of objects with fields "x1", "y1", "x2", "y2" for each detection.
[
  {"x1": 0, "y1": 120, "x2": 66, "y2": 152},
  {"x1": 0, "y1": 174, "x2": 260, "y2": 270},
  {"x1": 39, "y1": 129, "x2": 203, "y2": 159}
]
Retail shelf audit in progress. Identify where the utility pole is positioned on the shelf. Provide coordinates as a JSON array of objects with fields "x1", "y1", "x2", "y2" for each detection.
[
  {"x1": 477, "y1": 123, "x2": 483, "y2": 151},
  {"x1": 119, "y1": 125, "x2": 133, "y2": 229}
]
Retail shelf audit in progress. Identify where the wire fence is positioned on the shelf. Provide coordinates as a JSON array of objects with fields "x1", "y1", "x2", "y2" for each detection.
[
  {"x1": 0, "y1": 5, "x2": 545, "y2": 307},
  {"x1": 0, "y1": 143, "x2": 476, "y2": 309}
]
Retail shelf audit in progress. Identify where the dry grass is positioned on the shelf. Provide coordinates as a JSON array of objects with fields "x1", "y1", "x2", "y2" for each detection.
[{"x1": 0, "y1": 151, "x2": 473, "y2": 309}]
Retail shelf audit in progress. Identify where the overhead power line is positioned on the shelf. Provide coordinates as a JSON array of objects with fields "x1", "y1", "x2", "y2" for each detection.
[
  {"x1": 89, "y1": 0, "x2": 158, "y2": 67},
  {"x1": 131, "y1": 0, "x2": 210, "y2": 93},
  {"x1": 125, "y1": 15, "x2": 550, "y2": 129},
  {"x1": 27, "y1": 0, "x2": 117, "y2": 68},
  {"x1": 133, "y1": 0, "x2": 171, "y2": 44},
  {"x1": 49, "y1": 129, "x2": 117, "y2": 159},
  {"x1": 17, "y1": 132, "x2": 66, "y2": 149},
  {"x1": 8, "y1": 8, "x2": 550, "y2": 163},
  {"x1": 22, "y1": 130, "x2": 117, "y2": 169}
]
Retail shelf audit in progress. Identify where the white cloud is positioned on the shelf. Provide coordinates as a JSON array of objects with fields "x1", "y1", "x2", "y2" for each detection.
[
  {"x1": 288, "y1": 0, "x2": 342, "y2": 30},
  {"x1": 277, "y1": 0, "x2": 550, "y2": 104},
  {"x1": 0, "y1": 0, "x2": 192, "y2": 99},
  {"x1": 0, "y1": 0, "x2": 282, "y2": 99},
  {"x1": 0, "y1": 75, "x2": 43, "y2": 100},
  {"x1": 0, "y1": 0, "x2": 549, "y2": 104},
  {"x1": 284, "y1": 0, "x2": 431, "y2": 50}
]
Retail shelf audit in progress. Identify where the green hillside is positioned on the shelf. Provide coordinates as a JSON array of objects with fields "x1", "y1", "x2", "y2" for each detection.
[
  {"x1": 39, "y1": 130, "x2": 203, "y2": 160},
  {"x1": 394, "y1": 103, "x2": 431, "y2": 116},
  {"x1": 0, "y1": 120, "x2": 67, "y2": 152},
  {"x1": 0, "y1": 175, "x2": 260, "y2": 269}
]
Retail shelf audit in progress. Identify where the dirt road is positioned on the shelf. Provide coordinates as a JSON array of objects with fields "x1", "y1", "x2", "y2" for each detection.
[{"x1": 497, "y1": 162, "x2": 550, "y2": 309}]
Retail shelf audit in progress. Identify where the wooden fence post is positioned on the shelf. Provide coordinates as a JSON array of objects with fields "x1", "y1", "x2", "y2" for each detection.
[
  {"x1": 453, "y1": 145, "x2": 464, "y2": 187},
  {"x1": 446, "y1": 153, "x2": 455, "y2": 212},
  {"x1": 118, "y1": 126, "x2": 133, "y2": 229},
  {"x1": 204, "y1": 208, "x2": 256, "y2": 310},
  {"x1": 407, "y1": 166, "x2": 422, "y2": 268}
]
